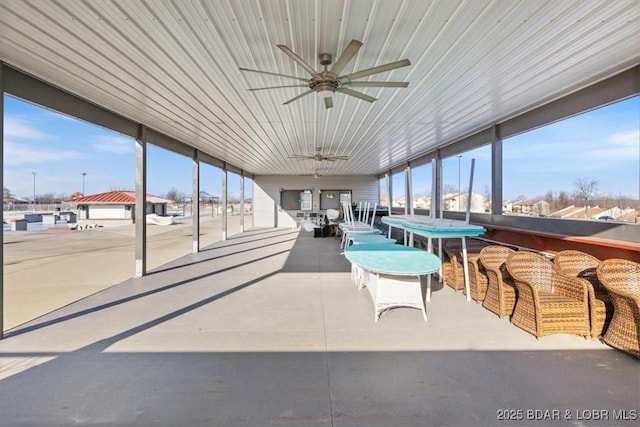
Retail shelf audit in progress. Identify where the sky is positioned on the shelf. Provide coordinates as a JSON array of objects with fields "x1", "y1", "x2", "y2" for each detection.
[
  {"x1": 3, "y1": 95, "x2": 246, "y2": 201},
  {"x1": 3, "y1": 94, "x2": 639, "y2": 202}
]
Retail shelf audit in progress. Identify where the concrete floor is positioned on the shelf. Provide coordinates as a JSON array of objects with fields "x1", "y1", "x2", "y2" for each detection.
[
  {"x1": 0, "y1": 227, "x2": 638, "y2": 426},
  {"x1": 2, "y1": 214, "x2": 248, "y2": 330}
]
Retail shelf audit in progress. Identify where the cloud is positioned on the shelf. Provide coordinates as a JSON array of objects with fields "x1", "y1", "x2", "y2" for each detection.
[
  {"x1": 4, "y1": 141, "x2": 84, "y2": 166},
  {"x1": 91, "y1": 135, "x2": 134, "y2": 154},
  {"x1": 581, "y1": 129, "x2": 640, "y2": 162},
  {"x1": 4, "y1": 115, "x2": 50, "y2": 140}
]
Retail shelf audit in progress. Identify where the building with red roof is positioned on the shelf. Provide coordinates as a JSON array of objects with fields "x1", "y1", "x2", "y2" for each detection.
[{"x1": 65, "y1": 191, "x2": 172, "y2": 221}]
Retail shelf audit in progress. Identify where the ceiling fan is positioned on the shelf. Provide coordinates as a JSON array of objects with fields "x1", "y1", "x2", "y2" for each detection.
[
  {"x1": 302, "y1": 166, "x2": 325, "y2": 179},
  {"x1": 289, "y1": 147, "x2": 348, "y2": 162},
  {"x1": 240, "y1": 39, "x2": 410, "y2": 109}
]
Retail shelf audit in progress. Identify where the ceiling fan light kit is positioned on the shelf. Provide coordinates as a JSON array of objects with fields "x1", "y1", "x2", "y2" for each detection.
[{"x1": 241, "y1": 39, "x2": 410, "y2": 109}]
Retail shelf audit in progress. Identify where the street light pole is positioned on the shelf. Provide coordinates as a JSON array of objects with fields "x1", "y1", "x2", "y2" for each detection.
[
  {"x1": 457, "y1": 155, "x2": 462, "y2": 211},
  {"x1": 32, "y1": 171, "x2": 37, "y2": 211},
  {"x1": 82, "y1": 172, "x2": 87, "y2": 195}
]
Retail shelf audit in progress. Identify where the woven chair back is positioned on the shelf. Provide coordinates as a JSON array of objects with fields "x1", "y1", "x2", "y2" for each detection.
[
  {"x1": 597, "y1": 259, "x2": 640, "y2": 294},
  {"x1": 506, "y1": 251, "x2": 554, "y2": 293},
  {"x1": 479, "y1": 245, "x2": 515, "y2": 271},
  {"x1": 554, "y1": 250, "x2": 599, "y2": 276}
]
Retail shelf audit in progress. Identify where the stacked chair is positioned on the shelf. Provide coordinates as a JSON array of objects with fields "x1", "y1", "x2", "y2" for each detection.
[
  {"x1": 480, "y1": 246, "x2": 517, "y2": 318},
  {"x1": 553, "y1": 250, "x2": 611, "y2": 339},
  {"x1": 339, "y1": 201, "x2": 379, "y2": 249},
  {"x1": 596, "y1": 259, "x2": 640, "y2": 358},
  {"x1": 506, "y1": 251, "x2": 590, "y2": 339}
]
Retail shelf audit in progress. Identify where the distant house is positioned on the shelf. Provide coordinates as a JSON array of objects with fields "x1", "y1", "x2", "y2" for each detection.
[
  {"x1": 65, "y1": 191, "x2": 172, "y2": 220},
  {"x1": 443, "y1": 192, "x2": 487, "y2": 212},
  {"x1": 508, "y1": 200, "x2": 550, "y2": 216},
  {"x1": 550, "y1": 205, "x2": 607, "y2": 220},
  {"x1": 3, "y1": 194, "x2": 29, "y2": 209}
]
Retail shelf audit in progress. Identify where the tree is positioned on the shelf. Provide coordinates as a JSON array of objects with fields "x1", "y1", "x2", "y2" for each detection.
[
  {"x1": 443, "y1": 184, "x2": 458, "y2": 194},
  {"x1": 573, "y1": 178, "x2": 599, "y2": 218},
  {"x1": 165, "y1": 187, "x2": 183, "y2": 203},
  {"x1": 3, "y1": 186, "x2": 11, "y2": 198},
  {"x1": 557, "y1": 191, "x2": 571, "y2": 210}
]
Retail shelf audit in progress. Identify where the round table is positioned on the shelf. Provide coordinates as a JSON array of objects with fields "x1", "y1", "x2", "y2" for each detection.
[{"x1": 344, "y1": 244, "x2": 441, "y2": 321}]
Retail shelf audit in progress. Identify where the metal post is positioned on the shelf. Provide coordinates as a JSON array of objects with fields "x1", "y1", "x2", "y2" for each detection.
[
  {"x1": 134, "y1": 125, "x2": 147, "y2": 278},
  {"x1": 240, "y1": 172, "x2": 245, "y2": 233},
  {"x1": 82, "y1": 172, "x2": 87, "y2": 195},
  {"x1": 221, "y1": 165, "x2": 228, "y2": 241},
  {"x1": 32, "y1": 171, "x2": 37, "y2": 211},
  {"x1": 457, "y1": 154, "x2": 462, "y2": 211},
  {"x1": 192, "y1": 150, "x2": 200, "y2": 253},
  {"x1": 1, "y1": 62, "x2": 5, "y2": 338}
]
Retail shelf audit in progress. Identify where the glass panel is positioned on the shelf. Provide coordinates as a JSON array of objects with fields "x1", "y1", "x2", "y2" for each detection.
[
  {"x1": 379, "y1": 176, "x2": 389, "y2": 207},
  {"x1": 503, "y1": 96, "x2": 640, "y2": 221},
  {"x1": 3, "y1": 95, "x2": 135, "y2": 330},
  {"x1": 391, "y1": 170, "x2": 406, "y2": 208},
  {"x1": 227, "y1": 171, "x2": 242, "y2": 236},
  {"x1": 199, "y1": 163, "x2": 222, "y2": 248},
  {"x1": 442, "y1": 145, "x2": 492, "y2": 213},
  {"x1": 244, "y1": 177, "x2": 253, "y2": 229},
  {"x1": 411, "y1": 162, "x2": 432, "y2": 211}
]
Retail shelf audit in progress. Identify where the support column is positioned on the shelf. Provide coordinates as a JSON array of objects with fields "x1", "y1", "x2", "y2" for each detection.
[
  {"x1": 406, "y1": 165, "x2": 413, "y2": 215},
  {"x1": 134, "y1": 126, "x2": 147, "y2": 278},
  {"x1": 192, "y1": 149, "x2": 200, "y2": 253},
  {"x1": 221, "y1": 165, "x2": 228, "y2": 241},
  {"x1": 1, "y1": 62, "x2": 5, "y2": 338},
  {"x1": 435, "y1": 150, "x2": 443, "y2": 218},
  {"x1": 385, "y1": 172, "x2": 392, "y2": 238},
  {"x1": 239, "y1": 172, "x2": 245, "y2": 233},
  {"x1": 491, "y1": 125, "x2": 503, "y2": 216}
]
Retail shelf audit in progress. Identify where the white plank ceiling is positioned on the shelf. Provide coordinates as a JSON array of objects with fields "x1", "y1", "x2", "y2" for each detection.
[{"x1": 1, "y1": 0, "x2": 639, "y2": 176}]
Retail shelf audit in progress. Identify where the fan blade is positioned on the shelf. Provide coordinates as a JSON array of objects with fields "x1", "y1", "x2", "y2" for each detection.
[
  {"x1": 277, "y1": 45, "x2": 319, "y2": 77},
  {"x1": 324, "y1": 97, "x2": 333, "y2": 109},
  {"x1": 288, "y1": 155, "x2": 314, "y2": 159},
  {"x1": 330, "y1": 39, "x2": 363, "y2": 75},
  {"x1": 344, "y1": 81, "x2": 409, "y2": 88},
  {"x1": 340, "y1": 59, "x2": 411, "y2": 81},
  {"x1": 249, "y1": 84, "x2": 309, "y2": 91},
  {"x1": 283, "y1": 90, "x2": 314, "y2": 105},
  {"x1": 239, "y1": 67, "x2": 309, "y2": 82},
  {"x1": 325, "y1": 156, "x2": 349, "y2": 160},
  {"x1": 336, "y1": 88, "x2": 377, "y2": 103}
]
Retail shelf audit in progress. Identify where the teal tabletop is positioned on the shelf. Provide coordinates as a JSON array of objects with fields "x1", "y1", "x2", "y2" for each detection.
[
  {"x1": 345, "y1": 243, "x2": 441, "y2": 276},
  {"x1": 382, "y1": 215, "x2": 486, "y2": 237},
  {"x1": 349, "y1": 234, "x2": 397, "y2": 245}
]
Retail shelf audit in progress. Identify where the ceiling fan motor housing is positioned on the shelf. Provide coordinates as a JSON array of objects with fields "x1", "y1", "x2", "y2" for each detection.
[{"x1": 311, "y1": 79, "x2": 339, "y2": 94}]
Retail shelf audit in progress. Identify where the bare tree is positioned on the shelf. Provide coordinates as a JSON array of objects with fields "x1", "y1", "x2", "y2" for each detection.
[
  {"x1": 36, "y1": 192, "x2": 57, "y2": 203},
  {"x1": 557, "y1": 191, "x2": 571, "y2": 210},
  {"x1": 165, "y1": 187, "x2": 184, "y2": 203},
  {"x1": 573, "y1": 178, "x2": 599, "y2": 218},
  {"x1": 443, "y1": 184, "x2": 458, "y2": 194}
]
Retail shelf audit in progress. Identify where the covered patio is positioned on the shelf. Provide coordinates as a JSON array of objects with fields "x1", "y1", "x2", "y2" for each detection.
[{"x1": 1, "y1": 228, "x2": 637, "y2": 426}]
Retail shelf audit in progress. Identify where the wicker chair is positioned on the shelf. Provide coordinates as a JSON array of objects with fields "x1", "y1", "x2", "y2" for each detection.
[
  {"x1": 464, "y1": 253, "x2": 489, "y2": 303},
  {"x1": 443, "y1": 239, "x2": 489, "y2": 292},
  {"x1": 480, "y1": 246, "x2": 517, "y2": 318},
  {"x1": 553, "y1": 250, "x2": 612, "y2": 339},
  {"x1": 596, "y1": 259, "x2": 640, "y2": 358},
  {"x1": 506, "y1": 251, "x2": 590, "y2": 339}
]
